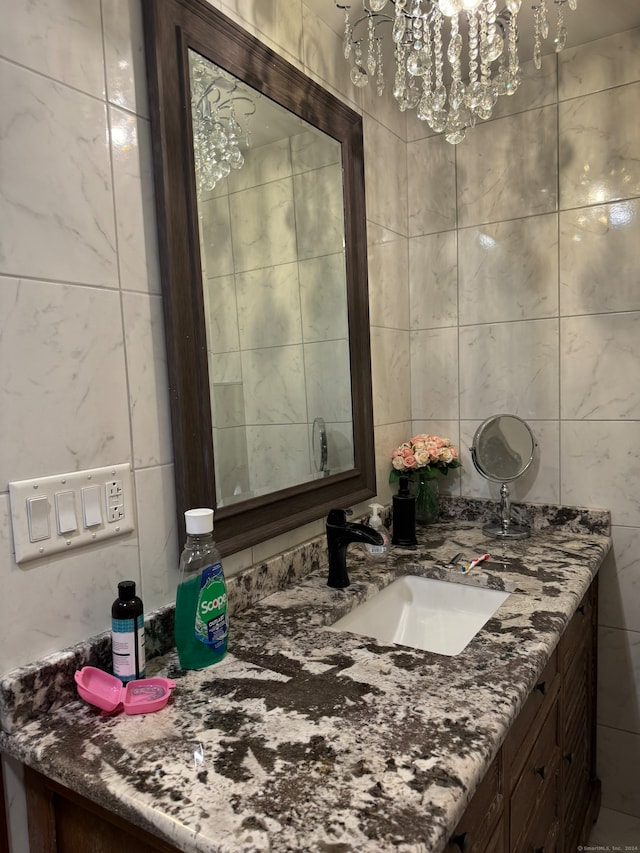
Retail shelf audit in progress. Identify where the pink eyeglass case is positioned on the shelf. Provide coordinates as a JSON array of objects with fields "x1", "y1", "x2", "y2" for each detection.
[{"x1": 75, "y1": 666, "x2": 176, "y2": 715}]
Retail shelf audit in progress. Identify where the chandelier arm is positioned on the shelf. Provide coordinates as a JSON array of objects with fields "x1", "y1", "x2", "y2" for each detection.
[
  {"x1": 194, "y1": 73, "x2": 255, "y2": 117},
  {"x1": 214, "y1": 95, "x2": 257, "y2": 119},
  {"x1": 193, "y1": 82, "x2": 224, "y2": 116},
  {"x1": 339, "y1": 1, "x2": 440, "y2": 30},
  {"x1": 342, "y1": 11, "x2": 395, "y2": 31}
]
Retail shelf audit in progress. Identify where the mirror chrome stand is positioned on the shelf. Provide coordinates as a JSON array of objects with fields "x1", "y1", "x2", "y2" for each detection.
[{"x1": 483, "y1": 482, "x2": 530, "y2": 540}]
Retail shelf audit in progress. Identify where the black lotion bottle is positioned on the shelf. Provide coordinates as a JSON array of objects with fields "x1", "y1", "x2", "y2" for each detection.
[
  {"x1": 392, "y1": 476, "x2": 417, "y2": 547},
  {"x1": 111, "y1": 580, "x2": 146, "y2": 683}
]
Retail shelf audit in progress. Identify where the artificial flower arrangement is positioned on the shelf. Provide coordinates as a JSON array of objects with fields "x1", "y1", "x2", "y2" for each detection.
[{"x1": 389, "y1": 433, "x2": 461, "y2": 520}]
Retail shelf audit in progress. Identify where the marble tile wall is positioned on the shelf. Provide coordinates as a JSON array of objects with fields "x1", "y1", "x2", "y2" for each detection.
[
  {"x1": 406, "y1": 27, "x2": 640, "y2": 818},
  {"x1": 0, "y1": 0, "x2": 172, "y2": 670},
  {"x1": 0, "y1": 0, "x2": 408, "y2": 678}
]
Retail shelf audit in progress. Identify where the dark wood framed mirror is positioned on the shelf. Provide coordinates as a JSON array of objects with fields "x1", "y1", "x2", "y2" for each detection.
[{"x1": 142, "y1": 0, "x2": 376, "y2": 554}]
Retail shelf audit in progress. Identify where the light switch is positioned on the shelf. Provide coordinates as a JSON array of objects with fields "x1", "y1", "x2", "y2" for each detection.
[
  {"x1": 27, "y1": 495, "x2": 51, "y2": 542},
  {"x1": 81, "y1": 485, "x2": 102, "y2": 528},
  {"x1": 55, "y1": 490, "x2": 77, "y2": 535},
  {"x1": 9, "y1": 464, "x2": 134, "y2": 563}
]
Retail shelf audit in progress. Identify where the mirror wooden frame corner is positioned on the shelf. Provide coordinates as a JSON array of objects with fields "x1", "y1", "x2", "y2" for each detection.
[{"x1": 142, "y1": 0, "x2": 376, "y2": 555}]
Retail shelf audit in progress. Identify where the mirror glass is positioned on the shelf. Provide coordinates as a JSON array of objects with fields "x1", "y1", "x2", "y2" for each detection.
[
  {"x1": 471, "y1": 414, "x2": 536, "y2": 482},
  {"x1": 189, "y1": 51, "x2": 354, "y2": 508},
  {"x1": 142, "y1": 0, "x2": 376, "y2": 553}
]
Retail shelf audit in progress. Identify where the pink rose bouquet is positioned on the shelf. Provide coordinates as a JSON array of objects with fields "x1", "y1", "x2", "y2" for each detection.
[
  {"x1": 389, "y1": 433, "x2": 461, "y2": 521},
  {"x1": 390, "y1": 433, "x2": 461, "y2": 479}
]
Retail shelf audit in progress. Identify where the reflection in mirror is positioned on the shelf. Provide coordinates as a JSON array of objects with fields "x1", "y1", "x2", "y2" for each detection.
[
  {"x1": 142, "y1": 0, "x2": 376, "y2": 554},
  {"x1": 312, "y1": 417, "x2": 329, "y2": 477},
  {"x1": 188, "y1": 50, "x2": 354, "y2": 508},
  {"x1": 471, "y1": 414, "x2": 537, "y2": 540}
]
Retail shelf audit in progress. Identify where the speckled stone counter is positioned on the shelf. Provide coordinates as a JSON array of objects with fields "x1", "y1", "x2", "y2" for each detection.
[{"x1": 0, "y1": 502, "x2": 611, "y2": 853}]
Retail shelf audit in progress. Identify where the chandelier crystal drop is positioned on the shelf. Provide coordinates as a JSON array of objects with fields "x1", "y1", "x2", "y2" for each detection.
[
  {"x1": 189, "y1": 53, "x2": 255, "y2": 194},
  {"x1": 338, "y1": 0, "x2": 579, "y2": 144}
]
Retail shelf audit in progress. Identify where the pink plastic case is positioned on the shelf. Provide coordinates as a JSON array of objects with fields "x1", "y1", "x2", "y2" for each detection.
[{"x1": 75, "y1": 666, "x2": 176, "y2": 715}]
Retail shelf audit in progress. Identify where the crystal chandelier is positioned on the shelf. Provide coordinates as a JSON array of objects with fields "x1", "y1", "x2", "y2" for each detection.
[
  {"x1": 338, "y1": 0, "x2": 578, "y2": 144},
  {"x1": 189, "y1": 53, "x2": 255, "y2": 193}
]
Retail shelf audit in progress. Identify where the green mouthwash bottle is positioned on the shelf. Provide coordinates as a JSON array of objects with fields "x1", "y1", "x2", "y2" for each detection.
[{"x1": 175, "y1": 508, "x2": 229, "y2": 670}]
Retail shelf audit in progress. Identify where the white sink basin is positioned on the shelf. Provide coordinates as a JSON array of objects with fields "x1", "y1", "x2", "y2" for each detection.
[{"x1": 329, "y1": 575, "x2": 510, "y2": 656}]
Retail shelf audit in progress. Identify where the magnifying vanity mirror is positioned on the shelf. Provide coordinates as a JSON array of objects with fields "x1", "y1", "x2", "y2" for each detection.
[
  {"x1": 470, "y1": 414, "x2": 537, "y2": 540},
  {"x1": 142, "y1": 0, "x2": 376, "y2": 553}
]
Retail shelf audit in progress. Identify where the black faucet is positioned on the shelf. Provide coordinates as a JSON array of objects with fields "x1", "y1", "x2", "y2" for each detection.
[{"x1": 326, "y1": 508, "x2": 384, "y2": 589}]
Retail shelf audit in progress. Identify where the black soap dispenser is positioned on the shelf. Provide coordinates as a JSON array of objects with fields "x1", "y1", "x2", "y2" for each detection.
[{"x1": 392, "y1": 476, "x2": 417, "y2": 547}]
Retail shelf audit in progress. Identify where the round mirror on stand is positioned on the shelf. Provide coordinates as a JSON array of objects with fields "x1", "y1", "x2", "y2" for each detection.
[{"x1": 470, "y1": 414, "x2": 537, "y2": 540}]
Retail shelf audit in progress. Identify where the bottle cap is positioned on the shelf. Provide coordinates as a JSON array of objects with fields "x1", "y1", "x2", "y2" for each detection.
[
  {"x1": 185, "y1": 507, "x2": 214, "y2": 534},
  {"x1": 117, "y1": 580, "x2": 136, "y2": 600},
  {"x1": 398, "y1": 477, "x2": 411, "y2": 496}
]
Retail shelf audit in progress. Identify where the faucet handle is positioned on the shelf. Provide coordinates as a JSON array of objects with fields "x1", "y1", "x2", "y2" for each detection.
[{"x1": 327, "y1": 508, "x2": 352, "y2": 526}]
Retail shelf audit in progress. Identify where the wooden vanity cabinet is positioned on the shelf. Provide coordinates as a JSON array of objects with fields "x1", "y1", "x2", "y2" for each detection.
[
  {"x1": 560, "y1": 579, "x2": 599, "y2": 853},
  {"x1": 1, "y1": 758, "x2": 10, "y2": 853},
  {"x1": 24, "y1": 767, "x2": 181, "y2": 853},
  {"x1": 444, "y1": 751, "x2": 505, "y2": 853},
  {"x1": 447, "y1": 577, "x2": 599, "y2": 853}
]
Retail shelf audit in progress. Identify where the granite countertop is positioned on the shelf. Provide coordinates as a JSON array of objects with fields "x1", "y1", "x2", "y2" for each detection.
[{"x1": 0, "y1": 504, "x2": 611, "y2": 853}]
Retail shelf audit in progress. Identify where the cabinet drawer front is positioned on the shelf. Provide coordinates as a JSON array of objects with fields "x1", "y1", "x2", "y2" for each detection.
[
  {"x1": 560, "y1": 586, "x2": 595, "y2": 671},
  {"x1": 486, "y1": 818, "x2": 506, "y2": 853},
  {"x1": 515, "y1": 770, "x2": 560, "y2": 853},
  {"x1": 510, "y1": 703, "x2": 560, "y2": 850},
  {"x1": 563, "y1": 705, "x2": 589, "y2": 792},
  {"x1": 505, "y1": 650, "x2": 559, "y2": 789},
  {"x1": 563, "y1": 710, "x2": 592, "y2": 853},
  {"x1": 563, "y1": 769, "x2": 590, "y2": 853},
  {"x1": 446, "y1": 753, "x2": 503, "y2": 853},
  {"x1": 564, "y1": 634, "x2": 591, "y2": 735}
]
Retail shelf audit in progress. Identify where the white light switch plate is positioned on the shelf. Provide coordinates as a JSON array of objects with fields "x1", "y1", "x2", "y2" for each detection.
[{"x1": 9, "y1": 464, "x2": 135, "y2": 564}]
